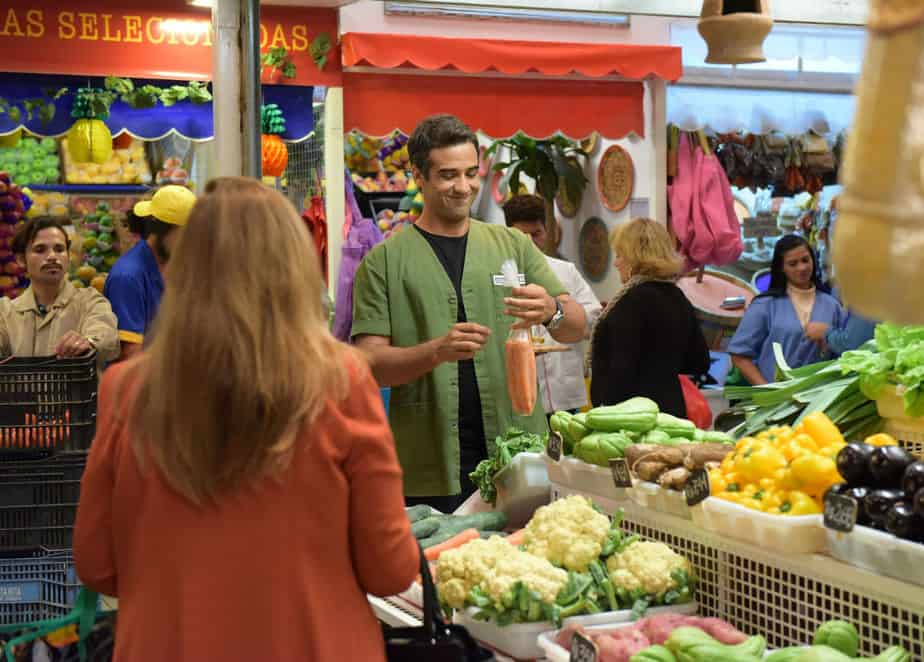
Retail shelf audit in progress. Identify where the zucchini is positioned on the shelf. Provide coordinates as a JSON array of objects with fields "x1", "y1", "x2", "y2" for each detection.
[
  {"x1": 419, "y1": 511, "x2": 508, "y2": 547},
  {"x1": 410, "y1": 517, "x2": 441, "y2": 539},
  {"x1": 405, "y1": 504, "x2": 434, "y2": 523}
]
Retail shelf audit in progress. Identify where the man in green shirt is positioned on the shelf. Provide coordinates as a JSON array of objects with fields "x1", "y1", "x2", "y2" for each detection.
[{"x1": 352, "y1": 114, "x2": 586, "y2": 511}]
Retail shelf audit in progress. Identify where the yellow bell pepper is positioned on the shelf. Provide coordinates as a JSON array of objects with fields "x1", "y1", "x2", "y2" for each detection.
[
  {"x1": 791, "y1": 433, "x2": 819, "y2": 453},
  {"x1": 781, "y1": 490, "x2": 822, "y2": 516},
  {"x1": 736, "y1": 443, "x2": 787, "y2": 483},
  {"x1": 801, "y1": 412, "x2": 845, "y2": 448},
  {"x1": 865, "y1": 433, "x2": 897, "y2": 447},
  {"x1": 789, "y1": 454, "x2": 840, "y2": 492},
  {"x1": 709, "y1": 470, "x2": 727, "y2": 495}
]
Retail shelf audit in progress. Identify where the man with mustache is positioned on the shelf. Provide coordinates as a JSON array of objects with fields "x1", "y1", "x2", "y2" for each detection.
[
  {"x1": 352, "y1": 114, "x2": 586, "y2": 511},
  {"x1": 0, "y1": 217, "x2": 118, "y2": 360}
]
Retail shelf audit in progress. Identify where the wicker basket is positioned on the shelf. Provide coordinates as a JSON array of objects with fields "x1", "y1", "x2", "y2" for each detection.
[
  {"x1": 698, "y1": 0, "x2": 774, "y2": 65},
  {"x1": 876, "y1": 385, "x2": 924, "y2": 458}
]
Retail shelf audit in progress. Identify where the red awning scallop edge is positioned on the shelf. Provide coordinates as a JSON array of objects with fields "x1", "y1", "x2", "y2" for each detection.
[{"x1": 342, "y1": 33, "x2": 682, "y2": 82}]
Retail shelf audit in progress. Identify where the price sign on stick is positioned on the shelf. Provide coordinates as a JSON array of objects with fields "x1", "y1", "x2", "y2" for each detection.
[
  {"x1": 824, "y1": 493, "x2": 858, "y2": 533},
  {"x1": 685, "y1": 468, "x2": 711, "y2": 506},
  {"x1": 547, "y1": 431, "x2": 563, "y2": 461},
  {"x1": 571, "y1": 631, "x2": 598, "y2": 662},
  {"x1": 609, "y1": 458, "x2": 632, "y2": 488}
]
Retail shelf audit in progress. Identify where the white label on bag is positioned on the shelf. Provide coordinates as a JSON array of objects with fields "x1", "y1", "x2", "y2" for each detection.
[{"x1": 492, "y1": 273, "x2": 526, "y2": 286}]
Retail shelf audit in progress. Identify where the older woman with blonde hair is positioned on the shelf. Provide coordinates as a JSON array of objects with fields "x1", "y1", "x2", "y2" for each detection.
[
  {"x1": 74, "y1": 177, "x2": 419, "y2": 661},
  {"x1": 589, "y1": 218, "x2": 710, "y2": 416}
]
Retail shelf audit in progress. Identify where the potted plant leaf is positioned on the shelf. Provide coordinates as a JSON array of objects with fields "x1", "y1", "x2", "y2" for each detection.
[
  {"x1": 485, "y1": 133, "x2": 589, "y2": 255},
  {"x1": 261, "y1": 47, "x2": 297, "y2": 84}
]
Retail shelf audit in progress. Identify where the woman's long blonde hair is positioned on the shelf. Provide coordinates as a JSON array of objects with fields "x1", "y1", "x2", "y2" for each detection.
[
  {"x1": 129, "y1": 177, "x2": 350, "y2": 504},
  {"x1": 611, "y1": 218, "x2": 683, "y2": 280}
]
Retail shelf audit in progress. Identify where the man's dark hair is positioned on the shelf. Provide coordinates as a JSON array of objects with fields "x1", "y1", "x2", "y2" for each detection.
[
  {"x1": 408, "y1": 114, "x2": 479, "y2": 179},
  {"x1": 502, "y1": 194, "x2": 546, "y2": 227},
  {"x1": 146, "y1": 217, "x2": 179, "y2": 263},
  {"x1": 11, "y1": 217, "x2": 70, "y2": 256},
  {"x1": 124, "y1": 210, "x2": 147, "y2": 238}
]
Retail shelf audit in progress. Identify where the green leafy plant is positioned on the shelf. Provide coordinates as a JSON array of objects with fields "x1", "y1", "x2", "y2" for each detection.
[
  {"x1": 104, "y1": 77, "x2": 212, "y2": 109},
  {"x1": 310, "y1": 33, "x2": 332, "y2": 71},
  {"x1": 261, "y1": 46, "x2": 296, "y2": 79},
  {"x1": 71, "y1": 87, "x2": 117, "y2": 120},
  {"x1": 485, "y1": 133, "x2": 589, "y2": 254},
  {"x1": 0, "y1": 87, "x2": 67, "y2": 126}
]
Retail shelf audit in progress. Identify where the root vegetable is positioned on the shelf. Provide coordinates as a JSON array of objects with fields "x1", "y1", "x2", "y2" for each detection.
[{"x1": 658, "y1": 467, "x2": 691, "y2": 490}]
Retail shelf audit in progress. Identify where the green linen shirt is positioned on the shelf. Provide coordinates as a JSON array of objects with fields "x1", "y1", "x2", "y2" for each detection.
[{"x1": 352, "y1": 220, "x2": 566, "y2": 496}]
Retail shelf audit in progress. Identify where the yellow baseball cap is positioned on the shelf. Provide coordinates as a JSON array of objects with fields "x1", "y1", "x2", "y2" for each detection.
[{"x1": 133, "y1": 185, "x2": 196, "y2": 227}]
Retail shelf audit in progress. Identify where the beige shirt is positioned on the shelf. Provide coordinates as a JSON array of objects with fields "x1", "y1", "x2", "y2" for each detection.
[
  {"x1": 787, "y1": 285, "x2": 817, "y2": 330},
  {"x1": 0, "y1": 281, "x2": 120, "y2": 361}
]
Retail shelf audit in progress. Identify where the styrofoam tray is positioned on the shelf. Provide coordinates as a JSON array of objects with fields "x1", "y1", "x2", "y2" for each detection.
[
  {"x1": 455, "y1": 602, "x2": 698, "y2": 661},
  {"x1": 629, "y1": 481, "x2": 692, "y2": 520},
  {"x1": 544, "y1": 454, "x2": 632, "y2": 503},
  {"x1": 827, "y1": 525, "x2": 924, "y2": 587},
  {"x1": 691, "y1": 497, "x2": 826, "y2": 555}
]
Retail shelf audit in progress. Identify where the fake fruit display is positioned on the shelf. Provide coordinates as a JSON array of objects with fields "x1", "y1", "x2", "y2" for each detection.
[
  {"x1": 63, "y1": 138, "x2": 151, "y2": 185},
  {"x1": 26, "y1": 191, "x2": 68, "y2": 218},
  {"x1": 0, "y1": 136, "x2": 60, "y2": 185},
  {"x1": 375, "y1": 175, "x2": 423, "y2": 239},
  {"x1": 377, "y1": 131, "x2": 409, "y2": 173},
  {"x1": 72, "y1": 201, "x2": 119, "y2": 289},
  {"x1": 0, "y1": 172, "x2": 30, "y2": 298},
  {"x1": 345, "y1": 131, "x2": 382, "y2": 173},
  {"x1": 260, "y1": 104, "x2": 288, "y2": 178},
  {"x1": 67, "y1": 88, "x2": 113, "y2": 165}
]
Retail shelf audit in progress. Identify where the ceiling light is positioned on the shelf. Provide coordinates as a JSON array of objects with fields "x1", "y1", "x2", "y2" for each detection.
[{"x1": 384, "y1": 2, "x2": 630, "y2": 27}]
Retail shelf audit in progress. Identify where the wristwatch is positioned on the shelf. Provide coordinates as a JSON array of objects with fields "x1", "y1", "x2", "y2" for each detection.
[{"x1": 543, "y1": 298, "x2": 565, "y2": 331}]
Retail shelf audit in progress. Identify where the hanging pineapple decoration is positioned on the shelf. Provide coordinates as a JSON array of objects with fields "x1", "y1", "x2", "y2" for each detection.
[
  {"x1": 67, "y1": 87, "x2": 114, "y2": 164},
  {"x1": 261, "y1": 104, "x2": 288, "y2": 178}
]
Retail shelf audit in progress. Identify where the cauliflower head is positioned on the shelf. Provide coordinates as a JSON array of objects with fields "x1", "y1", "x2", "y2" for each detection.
[
  {"x1": 482, "y1": 549, "x2": 568, "y2": 606},
  {"x1": 436, "y1": 537, "x2": 512, "y2": 609},
  {"x1": 605, "y1": 540, "x2": 690, "y2": 596},
  {"x1": 522, "y1": 495, "x2": 611, "y2": 572}
]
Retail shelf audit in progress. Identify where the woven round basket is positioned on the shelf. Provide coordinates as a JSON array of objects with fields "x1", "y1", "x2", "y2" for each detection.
[{"x1": 597, "y1": 145, "x2": 634, "y2": 212}]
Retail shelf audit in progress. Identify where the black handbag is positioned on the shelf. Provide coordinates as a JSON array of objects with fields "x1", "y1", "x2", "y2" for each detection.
[{"x1": 383, "y1": 546, "x2": 495, "y2": 662}]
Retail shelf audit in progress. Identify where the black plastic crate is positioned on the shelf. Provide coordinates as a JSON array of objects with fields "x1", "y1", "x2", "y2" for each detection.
[
  {"x1": 0, "y1": 355, "x2": 97, "y2": 456},
  {"x1": 0, "y1": 452, "x2": 87, "y2": 553}
]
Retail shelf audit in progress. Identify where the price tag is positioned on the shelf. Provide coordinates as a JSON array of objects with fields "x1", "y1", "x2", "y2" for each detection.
[
  {"x1": 609, "y1": 458, "x2": 632, "y2": 488},
  {"x1": 684, "y1": 468, "x2": 711, "y2": 506},
  {"x1": 570, "y1": 631, "x2": 598, "y2": 662},
  {"x1": 547, "y1": 431, "x2": 563, "y2": 461},
  {"x1": 824, "y1": 493, "x2": 858, "y2": 533}
]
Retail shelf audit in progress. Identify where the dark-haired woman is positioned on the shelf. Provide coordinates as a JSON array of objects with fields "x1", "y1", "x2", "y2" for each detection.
[
  {"x1": 729, "y1": 235, "x2": 845, "y2": 385},
  {"x1": 0, "y1": 218, "x2": 118, "y2": 360}
]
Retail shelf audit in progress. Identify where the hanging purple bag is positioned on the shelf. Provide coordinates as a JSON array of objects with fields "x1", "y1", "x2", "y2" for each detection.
[{"x1": 332, "y1": 170, "x2": 383, "y2": 341}]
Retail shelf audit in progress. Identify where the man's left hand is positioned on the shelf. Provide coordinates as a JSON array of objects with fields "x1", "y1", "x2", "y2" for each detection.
[
  {"x1": 504, "y1": 284, "x2": 556, "y2": 329},
  {"x1": 55, "y1": 331, "x2": 92, "y2": 358}
]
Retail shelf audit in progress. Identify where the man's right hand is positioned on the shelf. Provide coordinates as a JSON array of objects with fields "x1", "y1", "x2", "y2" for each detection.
[{"x1": 435, "y1": 323, "x2": 491, "y2": 363}]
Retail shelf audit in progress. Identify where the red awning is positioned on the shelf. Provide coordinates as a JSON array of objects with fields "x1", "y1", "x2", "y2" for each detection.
[
  {"x1": 343, "y1": 72, "x2": 644, "y2": 139},
  {"x1": 342, "y1": 33, "x2": 682, "y2": 81}
]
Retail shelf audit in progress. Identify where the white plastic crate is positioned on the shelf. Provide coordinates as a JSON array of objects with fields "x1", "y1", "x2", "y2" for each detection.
[
  {"x1": 453, "y1": 602, "x2": 698, "y2": 661},
  {"x1": 691, "y1": 497, "x2": 826, "y2": 554},
  {"x1": 619, "y1": 501, "x2": 924, "y2": 658},
  {"x1": 628, "y1": 481, "x2": 692, "y2": 520},
  {"x1": 545, "y1": 455, "x2": 631, "y2": 506},
  {"x1": 826, "y1": 525, "x2": 924, "y2": 588}
]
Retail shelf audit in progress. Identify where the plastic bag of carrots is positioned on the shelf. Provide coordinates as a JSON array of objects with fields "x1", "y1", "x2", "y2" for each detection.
[{"x1": 501, "y1": 259, "x2": 537, "y2": 416}]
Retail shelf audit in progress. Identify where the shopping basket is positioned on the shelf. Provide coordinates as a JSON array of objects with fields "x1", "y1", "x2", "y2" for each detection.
[
  {"x1": 0, "y1": 451, "x2": 87, "y2": 552},
  {"x1": 0, "y1": 355, "x2": 98, "y2": 457}
]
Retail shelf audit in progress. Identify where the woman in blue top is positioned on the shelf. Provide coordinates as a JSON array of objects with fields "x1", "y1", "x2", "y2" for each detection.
[{"x1": 730, "y1": 235, "x2": 845, "y2": 385}]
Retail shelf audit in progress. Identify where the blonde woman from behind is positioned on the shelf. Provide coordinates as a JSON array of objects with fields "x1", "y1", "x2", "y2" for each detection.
[
  {"x1": 74, "y1": 177, "x2": 419, "y2": 662},
  {"x1": 589, "y1": 218, "x2": 710, "y2": 417}
]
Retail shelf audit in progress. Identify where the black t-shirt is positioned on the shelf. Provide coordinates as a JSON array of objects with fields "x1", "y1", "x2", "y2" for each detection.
[{"x1": 414, "y1": 226, "x2": 486, "y2": 461}]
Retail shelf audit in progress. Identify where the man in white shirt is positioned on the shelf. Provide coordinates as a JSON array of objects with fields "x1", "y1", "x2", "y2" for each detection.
[{"x1": 502, "y1": 195, "x2": 602, "y2": 415}]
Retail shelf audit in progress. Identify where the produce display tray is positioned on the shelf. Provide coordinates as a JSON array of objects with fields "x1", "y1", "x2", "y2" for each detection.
[
  {"x1": 628, "y1": 481, "x2": 692, "y2": 520},
  {"x1": 454, "y1": 602, "x2": 698, "y2": 661},
  {"x1": 826, "y1": 525, "x2": 924, "y2": 588},
  {"x1": 690, "y1": 497, "x2": 826, "y2": 555},
  {"x1": 544, "y1": 455, "x2": 632, "y2": 505}
]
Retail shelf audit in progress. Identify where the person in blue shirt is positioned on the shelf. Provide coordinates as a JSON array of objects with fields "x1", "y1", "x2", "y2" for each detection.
[
  {"x1": 729, "y1": 235, "x2": 845, "y2": 385},
  {"x1": 806, "y1": 311, "x2": 877, "y2": 355},
  {"x1": 104, "y1": 185, "x2": 196, "y2": 361}
]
